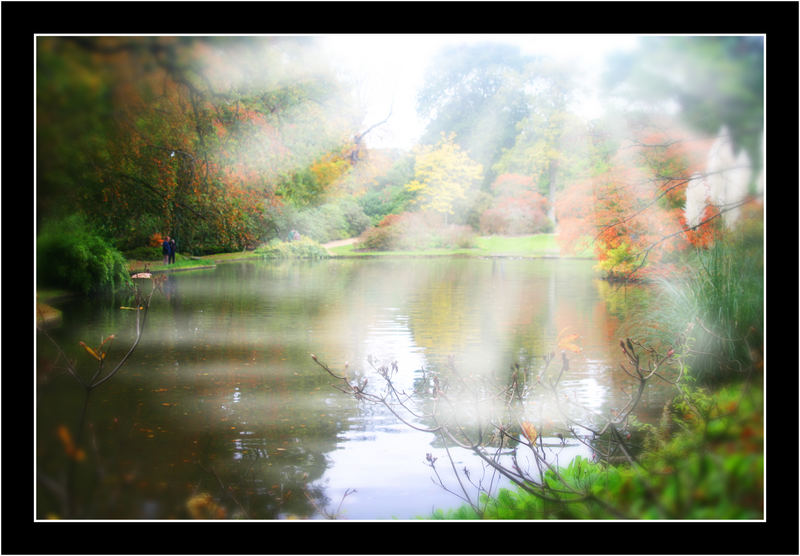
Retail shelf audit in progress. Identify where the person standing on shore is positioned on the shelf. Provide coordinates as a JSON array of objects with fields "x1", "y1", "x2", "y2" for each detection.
[
  {"x1": 162, "y1": 236, "x2": 172, "y2": 265},
  {"x1": 169, "y1": 237, "x2": 176, "y2": 264}
]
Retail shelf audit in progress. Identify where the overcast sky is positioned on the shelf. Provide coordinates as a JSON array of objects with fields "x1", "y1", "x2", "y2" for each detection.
[{"x1": 318, "y1": 34, "x2": 642, "y2": 149}]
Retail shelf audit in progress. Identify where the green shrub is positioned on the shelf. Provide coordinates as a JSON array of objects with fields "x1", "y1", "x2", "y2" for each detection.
[
  {"x1": 37, "y1": 214, "x2": 132, "y2": 294},
  {"x1": 122, "y1": 245, "x2": 162, "y2": 261},
  {"x1": 358, "y1": 184, "x2": 415, "y2": 225},
  {"x1": 338, "y1": 198, "x2": 372, "y2": 237},
  {"x1": 255, "y1": 237, "x2": 330, "y2": 259},
  {"x1": 424, "y1": 383, "x2": 763, "y2": 520},
  {"x1": 274, "y1": 199, "x2": 372, "y2": 244}
]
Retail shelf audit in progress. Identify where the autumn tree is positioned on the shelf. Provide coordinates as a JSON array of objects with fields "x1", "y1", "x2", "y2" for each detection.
[
  {"x1": 492, "y1": 60, "x2": 591, "y2": 224},
  {"x1": 405, "y1": 133, "x2": 484, "y2": 225},
  {"x1": 555, "y1": 116, "x2": 714, "y2": 280},
  {"x1": 37, "y1": 36, "x2": 365, "y2": 254}
]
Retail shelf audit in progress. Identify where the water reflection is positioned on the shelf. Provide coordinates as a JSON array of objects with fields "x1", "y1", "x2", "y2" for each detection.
[{"x1": 37, "y1": 258, "x2": 656, "y2": 520}]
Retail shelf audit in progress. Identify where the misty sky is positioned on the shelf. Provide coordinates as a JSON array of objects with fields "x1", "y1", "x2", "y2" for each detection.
[{"x1": 318, "y1": 34, "x2": 642, "y2": 149}]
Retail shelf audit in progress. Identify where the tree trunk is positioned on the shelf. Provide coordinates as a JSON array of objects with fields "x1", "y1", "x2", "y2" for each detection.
[{"x1": 547, "y1": 158, "x2": 558, "y2": 224}]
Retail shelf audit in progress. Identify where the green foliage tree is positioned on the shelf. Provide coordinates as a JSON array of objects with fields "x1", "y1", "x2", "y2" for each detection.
[
  {"x1": 357, "y1": 154, "x2": 416, "y2": 224},
  {"x1": 36, "y1": 38, "x2": 119, "y2": 229},
  {"x1": 603, "y1": 36, "x2": 764, "y2": 172},
  {"x1": 493, "y1": 61, "x2": 592, "y2": 222},
  {"x1": 417, "y1": 43, "x2": 534, "y2": 187}
]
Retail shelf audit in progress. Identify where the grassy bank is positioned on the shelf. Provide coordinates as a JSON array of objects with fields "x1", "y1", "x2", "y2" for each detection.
[
  {"x1": 125, "y1": 234, "x2": 588, "y2": 272},
  {"x1": 46, "y1": 234, "x2": 588, "y2": 302},
  {"x1": 329, "y1": 234, "x2": 593, "y2": 258},
  {"x1": 127, "y1": 252, "x2": 257, "y2": 274}
]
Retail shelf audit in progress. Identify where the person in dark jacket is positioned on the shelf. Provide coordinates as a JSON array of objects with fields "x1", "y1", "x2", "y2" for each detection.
[
  {"x1": 169, "y1": 237, "x2": 176, "y2": 264},
  {"x1": 162, "y1": 236, "x2": 171, "y2": 265}
]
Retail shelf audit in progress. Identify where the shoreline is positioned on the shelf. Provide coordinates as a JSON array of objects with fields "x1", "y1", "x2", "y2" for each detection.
[{"x1": 43, "y1": 235, "x2": 595, "y2": 301}]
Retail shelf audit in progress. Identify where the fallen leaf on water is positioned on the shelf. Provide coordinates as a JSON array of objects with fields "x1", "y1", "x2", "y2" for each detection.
[
  {"x1": 520, "y1": 421, "x2": 538, "y2": 445},
  {"x1": 557, "y1": 330, "x2": 583, "y2": 353}
]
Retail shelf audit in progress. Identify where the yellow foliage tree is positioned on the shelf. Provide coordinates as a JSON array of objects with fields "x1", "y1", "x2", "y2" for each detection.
[{"x1": 405, "y1": 133, "x2": 483, "y2": 224}]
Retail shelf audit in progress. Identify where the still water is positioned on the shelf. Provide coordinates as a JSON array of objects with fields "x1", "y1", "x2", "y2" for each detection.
[{"x1": 36, "y1": 257, "x2": 663, "y2": 520}]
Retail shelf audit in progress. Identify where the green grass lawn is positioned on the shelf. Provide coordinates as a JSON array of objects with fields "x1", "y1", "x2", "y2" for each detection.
[
  {"x1": 474, "y1": 234, "x2": 560, "y2": 254},
  {"x1": 124, "y1": 234, "x2": 592, "y2": 272},
  {"x1": 329, "y1": 234, "x2": 593, "y2": 258},
  {"x1": 130, "y1": 251, "x2": 266, "y2": 272}
]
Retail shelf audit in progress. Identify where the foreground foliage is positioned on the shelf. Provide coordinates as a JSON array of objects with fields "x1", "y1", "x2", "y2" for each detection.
[
  {"x1": 622, "y1": 219, "x2": 764, "y2": 385},
  {"x1": 37, "y1": 214, "x2": 132, "y2": 294},
  {"x1": 429, "y1": 381, "x2": 763, "y2": 520}
]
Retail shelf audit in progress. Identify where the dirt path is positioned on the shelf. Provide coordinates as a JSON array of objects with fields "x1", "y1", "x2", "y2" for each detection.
[{"x1": 322, "y1": 237, "x2": 360, "y2": 250}]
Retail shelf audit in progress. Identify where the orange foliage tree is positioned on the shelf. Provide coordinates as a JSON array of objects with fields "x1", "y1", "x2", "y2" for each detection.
[{"x1": 555, "y1": 118, "x2": 717, "y2": 280}]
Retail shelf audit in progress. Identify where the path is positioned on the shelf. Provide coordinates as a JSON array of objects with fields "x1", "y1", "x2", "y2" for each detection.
[{"x1": 322, "y1": 237, "x2": 360, "y2": 252}]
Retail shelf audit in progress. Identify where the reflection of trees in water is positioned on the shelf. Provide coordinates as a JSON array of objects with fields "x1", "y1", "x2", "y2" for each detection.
[
  {"x1": 314, "y1": 334, "x2": 687, "y2": 518},
  {"x1": 37, "y1": 259, "x2": 657, "y2": 519},
  {"x1": 36, "y1": 264, "x2": 366, "y2": 519}
]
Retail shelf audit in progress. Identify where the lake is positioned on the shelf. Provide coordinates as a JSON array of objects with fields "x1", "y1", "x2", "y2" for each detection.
[{"x1": 36, "y1": 256, "x2": 667, "y2": 520}]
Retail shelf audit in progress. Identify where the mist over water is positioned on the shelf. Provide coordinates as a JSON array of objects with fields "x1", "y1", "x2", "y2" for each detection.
[{"x1": 37, "y1": 258, "x2": 661, "y2": 519}]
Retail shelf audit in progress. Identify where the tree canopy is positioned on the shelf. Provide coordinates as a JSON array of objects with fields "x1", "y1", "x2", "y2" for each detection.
[
  {"x1": 417, "y1": 43, "x2": 534, "y2": 188},
  {"x1": 37, "y1": 36, "x2": 365, "y2": 254}
]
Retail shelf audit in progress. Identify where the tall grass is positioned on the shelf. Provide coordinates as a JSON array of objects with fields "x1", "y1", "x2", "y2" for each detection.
[{"x1": 631, "y1": 222, "x2": 763, "y2": 384}]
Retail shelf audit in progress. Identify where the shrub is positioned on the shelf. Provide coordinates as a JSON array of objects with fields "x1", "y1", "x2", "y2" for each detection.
[
  {"x1": 439, "y1": 225, "x2": 476, "y2": 248},
  {"x1": 338, "y1": 198, "x2": 372, "y2": 237},
  {"x1": 595, "y1": 241, "x2": 639, "y2": 281},
  {"x1": 358, "y1": 224, "x2": 398, "y2": 251},
  {"x1": 37, "y1": 214, "x2": 132, "y2": 294},
  {"x1": 426, "y1": 382, "x2": 763, "y2": 520},
  {"x1": 276, "y1": 199, "x2": 372, "y2": 244},
  {"x1": 255, "y1": 237, "x2": 330, "y2": 259},
  {"x1": 359, "y1": 184, "x2": 416, "y2": 225},
  {"x1": 357, "y1": 212, "x2": 476, "y2": 251},
  {"x1": 122, "y1": 245, "x2": 162, "y2": 261},
  {"x1": 479, "y1": 191, "x2": 552, "y2": 235}
]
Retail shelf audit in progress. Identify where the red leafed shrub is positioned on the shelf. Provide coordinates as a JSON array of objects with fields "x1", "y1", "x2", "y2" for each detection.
[
  {"x1": 490, "y1": 173, "x2": 537, "y2": 198},
  {"x1": 359, "y1": 224, "x2": 398, "y2": 250},
  {"x1": 149, "y1": 232, "x2": 165, "y2": 247},
  {"x1": 378, "y1": 213, "x2": 405, "y2": 228},
  {"x1": 479, "y1": 191, "x2": 551, "y2": 235},
  {"x1": 359, "y1": 211, "x2": 476, "y2": 251}
]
